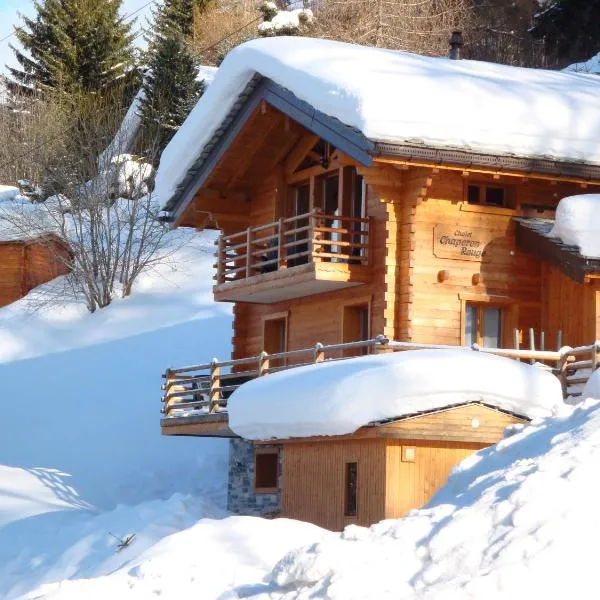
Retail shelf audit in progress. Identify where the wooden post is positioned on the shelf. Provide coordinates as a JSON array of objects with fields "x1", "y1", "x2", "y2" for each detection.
[
  {"x1": 209, "y1": 358, "x2": 221, "y2": 413},
  {"x1": 314, "y1": 342, "x2": 325, "y2": 363},
  {"x1": 593, "y1": 341, "x2": 599, "y2": 372},
  {"x1": 258, "y1": 351, "x2": 270, "y2": 376},
  {"x1": 278, "y1": 218, "x2": 286, "y2": 269},
  {"x1": 557, "y1": 329, "x2": 563, "y2": 351},
  {"x1": 529, "y1": 328, "x2": 535, "y2": 365},
  {"x1": 161, "y1": 368, "x2": 173, "y2": 415},
  {"x1": 216, "y1": 237, "x2": 225, "y2": 284},
  {"x1": 245, "y1": 227, "x2": 252, "y2": 278},
  {"x1": 558, "y1": 348, "x2": 573, "y2": 399},
  {"x1": 513, "y1": 329, "x2": 520, "y2": 362}
]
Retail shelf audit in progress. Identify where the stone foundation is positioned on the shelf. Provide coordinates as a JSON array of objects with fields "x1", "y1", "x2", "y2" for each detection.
[{"x1": 227, "y1": 438, "x2": 281, "y2": 516}]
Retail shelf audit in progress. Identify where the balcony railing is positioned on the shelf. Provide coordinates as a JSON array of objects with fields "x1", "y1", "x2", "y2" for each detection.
[
  {"x1": 214, "y1": 210, "x2": 370, "y2": 285},
  {"x1": 161, "y1": 337, "x2": 600, "y2": 422}
]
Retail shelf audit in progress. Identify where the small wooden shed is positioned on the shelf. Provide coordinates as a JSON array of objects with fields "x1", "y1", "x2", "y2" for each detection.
[
  {"x1": 256, "y1": 402, "x2": 527, "y2": 531},
  {"x1": 0, "y1": 233, "x2": 69, "y2": 307}
]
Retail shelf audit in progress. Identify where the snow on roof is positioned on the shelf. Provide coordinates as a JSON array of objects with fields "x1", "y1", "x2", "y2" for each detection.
[
  {"x1": 227, "y1": 349, "x2": 564, "y2": 440},
  {"x1": 155, "y1": 36, "x2": 600, "y2": 211},
  {"x1": 550, "y1": 194, "x2": 600, "y2": 258},
  {"x1": 0, "y1": 196, "x2": 54, "y2": 243}
]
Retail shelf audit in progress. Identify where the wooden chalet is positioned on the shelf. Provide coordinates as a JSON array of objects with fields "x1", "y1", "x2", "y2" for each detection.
[
  {"x1": 0, "y1": 233, "x2": 69, "y2": 307},
  {"x1": 158, "y1": 38, "x2": 600, "y2": 529}
]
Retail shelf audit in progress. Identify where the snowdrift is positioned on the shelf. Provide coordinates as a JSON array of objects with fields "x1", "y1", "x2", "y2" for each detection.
[
  {"x1": 550, "y1": 194, "x2": 600, "y2": 258},
  {"x1": 156, "y1": 36, "x2": 600, "y2": 210},
  {"x1": 266, "y1": 399, "x2": 600, "y2": 599},
  {"x1": 228, "y1": 349, "x2": 564, "y2": 440}
]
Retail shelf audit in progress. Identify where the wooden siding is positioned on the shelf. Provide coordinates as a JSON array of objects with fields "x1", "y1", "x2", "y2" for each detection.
[
  {"x1": 384, "y1": 440, "x2": 483, "y2": 519},
  {"x1": 278, "y1": 404, "x2": 525, "y2": 530},
  {"x1": 281, "y1": 438, "x2": 387, "y2": 531},
  {"x1": 0, "y1": 237, "x2": 68, "y2": 308},
  {"x1": 376, "y1": 402, "x2": 526, "y2": 444},
  {"x1": 541, "y1": 264, "x2": 600, "y2": 347}
]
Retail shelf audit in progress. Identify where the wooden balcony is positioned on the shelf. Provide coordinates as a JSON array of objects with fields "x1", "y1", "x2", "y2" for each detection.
[
  {"x1": 160, "y1": 337, "x2": 600, "y2": 437},
  {"x1": 213, "y1": 211, "x2": 371, "y2": 303}
]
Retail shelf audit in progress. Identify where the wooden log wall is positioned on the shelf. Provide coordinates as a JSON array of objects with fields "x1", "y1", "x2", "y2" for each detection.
[{"x1": 392, "y1": 169, "x2": 598, "y2": 346}]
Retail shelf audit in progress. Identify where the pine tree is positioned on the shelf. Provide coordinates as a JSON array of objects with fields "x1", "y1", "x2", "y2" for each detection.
[
  {"x1": 139, "y1": 0, "x2": 206, "y2": 158},
  {"x1": 530, "y1": 0, "x2": 600, "y2": 67},
  {"x1": 8, "y1": 0, "x2": 136, "y2": 95}
]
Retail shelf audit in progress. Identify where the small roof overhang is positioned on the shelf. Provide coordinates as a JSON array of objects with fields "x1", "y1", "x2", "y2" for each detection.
[{"x1": 515, "y1": 217, "x2": 600, "y2": 283}]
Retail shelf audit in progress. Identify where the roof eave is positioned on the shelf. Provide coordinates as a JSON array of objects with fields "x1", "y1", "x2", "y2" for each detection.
[{"x1": 161, "y1": 77, "x2": 375, "y2": 226}]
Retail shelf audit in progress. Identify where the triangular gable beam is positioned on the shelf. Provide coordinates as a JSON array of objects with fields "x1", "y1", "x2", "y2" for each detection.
[{"x1": 167, "y1": 77, "x2": 375, "y2": 226}]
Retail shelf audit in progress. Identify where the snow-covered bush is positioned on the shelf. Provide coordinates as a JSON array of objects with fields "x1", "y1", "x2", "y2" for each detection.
[{"x1": 258, "y1": 3, "x2": 314, "y2": 37}]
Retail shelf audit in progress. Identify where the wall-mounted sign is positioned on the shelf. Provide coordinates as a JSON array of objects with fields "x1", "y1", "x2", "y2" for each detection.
[{"x1": 433, "y1": 225, "x2": 494, "y2": 262}]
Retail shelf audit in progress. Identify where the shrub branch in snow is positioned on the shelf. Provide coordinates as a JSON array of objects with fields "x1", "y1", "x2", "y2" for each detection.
[{"x1": 0, "y1": 98, "x2": 185, "y2": 313}]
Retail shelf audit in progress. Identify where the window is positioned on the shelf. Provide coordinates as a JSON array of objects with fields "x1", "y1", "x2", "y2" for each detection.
[
  {"x1": 287, "y1": 184, "x2": 310, "y2": 267},
  {"x1": 255, "y1": 448, "x2": 279, "y2": 493},
  {"x1": 465, "y1": 303, "x2": 504, "y2": 348},
  {"x1": 342, "y1": 302, "x2": 370, "y2": 356},
  {"x1": 344, "y1": 462, "x2": 358, "y2": 517},
  {"x1": 263, "y1": 315, "x2": 287, "y2": 367},
  {"x1": 466, "y1": 183, "x2": 515, "y2": 209}
]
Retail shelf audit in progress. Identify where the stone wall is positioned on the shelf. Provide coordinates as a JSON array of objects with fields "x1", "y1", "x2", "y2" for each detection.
[{"x1": 227, "y1": 438, "x2": 281, "y2": 516}]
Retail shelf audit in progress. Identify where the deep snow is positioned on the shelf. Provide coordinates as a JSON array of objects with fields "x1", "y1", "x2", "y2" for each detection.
[
  {"x1": 229, "y1": 349, "x2": 564, "y2": 440},
  {"x1": 550, "y1": 194, "x2": 600, "y2": 257},
  {"x1": 0, "y1": 228, "x2": 234, "y2": 597}
]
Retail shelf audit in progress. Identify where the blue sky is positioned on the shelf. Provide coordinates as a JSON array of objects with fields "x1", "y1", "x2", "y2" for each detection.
[{"x1": 0, "y1": 0, "x2": 154, "y2": 74}]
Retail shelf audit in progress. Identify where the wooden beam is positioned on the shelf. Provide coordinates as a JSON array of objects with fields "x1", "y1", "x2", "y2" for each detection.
[
  {"x1": 376, "y1": 156, "x2": 600, "y2": 187},
  {"x1": 226, "y1": 113, "x2": 284, "y2": 190},
  {"x1": 284, "y1": 133, "x2": 320, "y2": 175}
]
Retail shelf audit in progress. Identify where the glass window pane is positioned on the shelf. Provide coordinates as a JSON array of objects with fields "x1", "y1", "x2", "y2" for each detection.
[
  {"x1": 467, "y1": 185, "x2": 480, "y2": 204},
  {"x1": 345, "y1": 462, "x2": 358, "y2": 517},
  {"x1": 483, "y1": 307, "x2": 502, "y2": 348},
  {"x1": 465, "y1": 304, "x2": 477, "y2": 346},
  {"x1": 485, "y1": 187, "x2": 505, "y2": 207}
]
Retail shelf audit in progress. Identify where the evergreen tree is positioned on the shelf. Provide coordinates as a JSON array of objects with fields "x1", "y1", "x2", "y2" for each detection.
[
  {"x1": 531, "y1": 0, "x2": 600, "y2": 67},
  {"x1": 139, "y1": 0, "x2": 206, "y2": 158},
  {"x1": 8, "y1": 0, "x2": 136, "y2": 95}
]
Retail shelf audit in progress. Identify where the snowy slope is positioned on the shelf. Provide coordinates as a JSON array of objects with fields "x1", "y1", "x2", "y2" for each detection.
[
  {"x1": 156, "y1": 37, "x2": 600, "y2": 210},
  {"x1": 0, "y1": 228, "x2": 235, "y2": 598},
  {"x1": 264, "y1": 400, "x2": 600, "y2": 599}
]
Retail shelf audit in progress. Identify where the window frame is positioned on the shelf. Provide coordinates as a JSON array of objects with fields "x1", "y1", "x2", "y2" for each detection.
[
  {"x1": 340, "y1": 296, "x2": 372, "y2": 357},
  {"x1": 459, "y1": 294, "x2": 518, "y2": 349},
  {"x1": 254, "y1": 447, "x2": 280, "y2": 494},
  {"x1": 262, "y1": 311, "x2": 289, "y2": 367},
  {"x1": 461, "y1": 180, "x2": 518, "y2": 215},
  {"x1": 344, "y1": 461, "x2": 358, "y2": 518}
]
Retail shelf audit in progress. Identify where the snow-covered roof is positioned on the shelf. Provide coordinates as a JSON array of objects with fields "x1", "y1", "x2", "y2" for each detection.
[
  {"x1": 155, "y1": 37, "x2": 600, "y2": 213},
  {"x1": 550, "y1": 194, "x2": 600, "y2": 258},
  {"x1": 0, "y1": 195, "x2": 54, "y2": 243},
  {"x1": 227, "y1": 349, "x2": 564, "y2": 440}
]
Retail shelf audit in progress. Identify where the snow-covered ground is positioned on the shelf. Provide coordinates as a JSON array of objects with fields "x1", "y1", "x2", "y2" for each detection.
[
  {"x1": 0, "y1": 228, "x2": 237, "y2": 597},
  {"x1": 4, "y1": 222, "x2": 600, "y2": 599}
]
